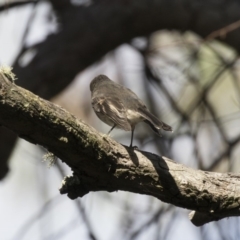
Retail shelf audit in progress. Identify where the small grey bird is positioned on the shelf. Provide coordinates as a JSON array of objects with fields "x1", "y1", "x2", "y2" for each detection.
[{"x1": 90, "y1": 75, "x2": 172, "y2": 147}]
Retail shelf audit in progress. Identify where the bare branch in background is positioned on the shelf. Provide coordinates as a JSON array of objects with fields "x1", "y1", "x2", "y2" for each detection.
[
  {"x1": 12, "y1": 0, "x2": 240, "y2": 99},
  {"x1": 0, "y1": 0, "x2": 38, "y2": 12}
]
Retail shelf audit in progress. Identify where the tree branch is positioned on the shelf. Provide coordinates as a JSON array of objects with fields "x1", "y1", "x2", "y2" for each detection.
[
  {"x1": 5, "y1": 0, "x2": 240, "y2": 178},
  {"x1": 0, "y1": 0, "x2": 38, "y2": 12},
  {"x1": 0, "y1": 72, "x2": 239, "y2": 226}
]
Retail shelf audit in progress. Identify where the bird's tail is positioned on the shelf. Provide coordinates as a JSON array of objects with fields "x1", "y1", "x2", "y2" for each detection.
[{"x1": 138, "y1": 108, "x2": 172, "y2": 134}]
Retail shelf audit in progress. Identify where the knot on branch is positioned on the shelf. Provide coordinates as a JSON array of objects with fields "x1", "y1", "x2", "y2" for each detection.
[{"x1": 59, "y1": 175, "x2": 89, "y2": 199}]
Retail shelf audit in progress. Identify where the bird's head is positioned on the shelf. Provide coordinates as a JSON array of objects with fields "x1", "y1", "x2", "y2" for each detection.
[{"x1": 90, "y1": 75, "x2": 110, "y2": 92}]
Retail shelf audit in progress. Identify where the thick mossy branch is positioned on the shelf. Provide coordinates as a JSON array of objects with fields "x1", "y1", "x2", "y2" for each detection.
[{"x1": 0, "y1": 73, "x2": 239, "y2": 226}]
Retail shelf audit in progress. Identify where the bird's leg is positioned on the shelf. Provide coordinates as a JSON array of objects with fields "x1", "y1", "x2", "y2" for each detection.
[
  {"x1": 130, "y1": 127, "x2": 135, "y2": 148},
  {"x1": 107, "y1": 124, "x2": 116, "y2": 136}
]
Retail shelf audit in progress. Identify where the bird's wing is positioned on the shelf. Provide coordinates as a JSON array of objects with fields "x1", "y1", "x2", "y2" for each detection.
[
  {"x1": 138, "y1": 107, "x2": 172, "y2": 133},
  {"x1": 92, "y1": 96, "x2": 131, "y2": 131}
]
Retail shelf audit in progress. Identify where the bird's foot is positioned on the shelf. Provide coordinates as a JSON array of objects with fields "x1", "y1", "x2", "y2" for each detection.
[
  {"x1": 102, "y1": 133, "x2": 110, "y2": 139},
  {"x1": 129, "y1": 145, "x2": 138, "y2": 150}
]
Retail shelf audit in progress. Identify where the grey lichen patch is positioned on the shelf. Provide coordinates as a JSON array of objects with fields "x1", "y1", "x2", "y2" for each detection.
[
  {"x1": 23, "y1": 102, "x2": 30, "y2": 108},
  {"x1": 66, "y1": 126, "x2": 73, "y2": 132},
  {"x1": 0, "y1": 65, "x2": 17, "y2": 82},
  {"x1": 60, "y1": 175, "x2": 81, "y2": 189},
  {"x1": 102, "y1": 133, "x2": 109, "y2": 139},
  {"x1": 155, "y1": 184, "x2": 163, "y2": 190},
  {"x1": 53, "y1": 117, "x2": 60, "y2": 124},
  {"x1": 151, "y1": 173, "x2": 159, "y2": 182},
  {"x1": 59, "y1": 136, "x2": 68, "y2": 143},
  {"x1": 43, "y1": 151, "x2": 57, "y2": 168}
]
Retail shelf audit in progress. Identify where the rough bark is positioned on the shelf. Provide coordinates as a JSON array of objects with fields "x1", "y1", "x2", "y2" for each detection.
[{"x1": 0, "y1": 72, "x2": 239, "y2": 226}]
